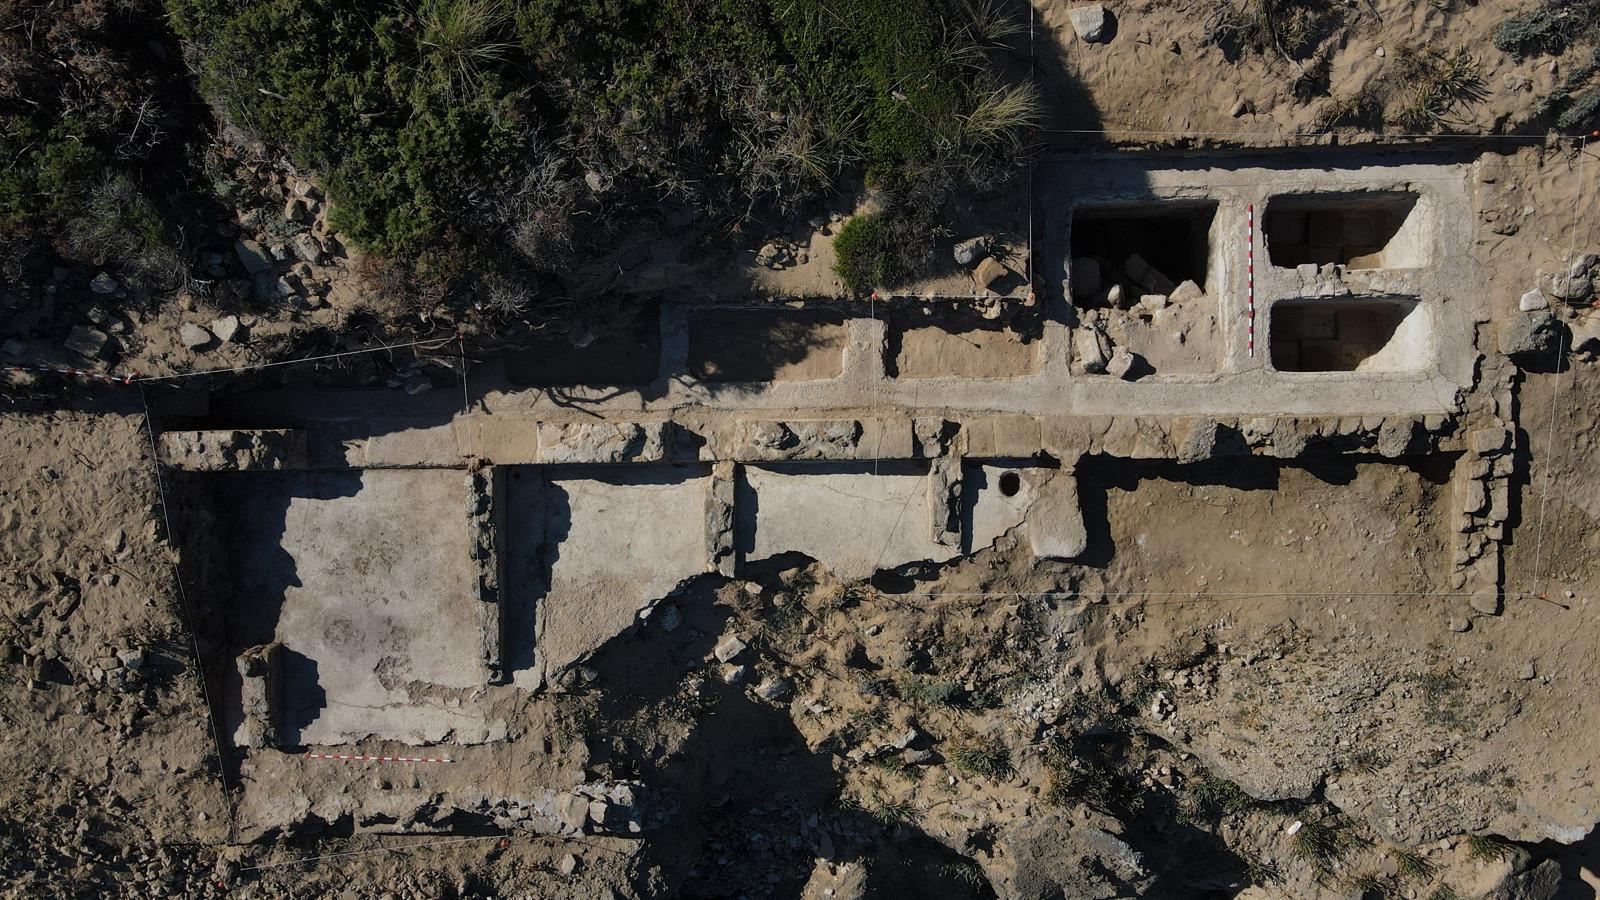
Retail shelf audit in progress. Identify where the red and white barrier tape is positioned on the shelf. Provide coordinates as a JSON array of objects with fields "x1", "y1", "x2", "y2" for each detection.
[
  {"x1": 307, "y1": 752, "x2": 453, "y2": 764},
  {"x1": 1246, "y1": 203, "x2": 1256, "y2": 358}
]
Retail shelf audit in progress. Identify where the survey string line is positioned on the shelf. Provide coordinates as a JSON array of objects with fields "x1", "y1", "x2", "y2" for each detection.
[{"x1": 138, "y1": 386, "x2": 239, "y2": 839}]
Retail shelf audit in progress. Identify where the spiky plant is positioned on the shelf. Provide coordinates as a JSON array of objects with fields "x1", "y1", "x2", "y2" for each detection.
[
  {"x1": 1464, "y1": 833, "x2": 1513, "y2": 863},
  {"x1": 1391, "y1": 846, "x2": 1436, "y2": 881},
  {"x1": 961, "y1": 82, "x2": 1043, "y2": 154},
  {"x1": 948, "y1": 742, "x2": 1013, "y2": 779},
  {"x1": 416, "y1": 0, "x2": 513, "y2": 92}
]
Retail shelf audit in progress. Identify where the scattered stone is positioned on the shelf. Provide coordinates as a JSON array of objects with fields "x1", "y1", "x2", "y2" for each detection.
[
  {"x1": 1228, "y1": 99, "x2": 1250, "y2": 118},
  {"x1": 1137, "y1": 293, "x2": 1168, "y2": 313},
  {"x1": 722, "y1": 664, "x2": 748, "y2": 685},
  {"x1": 954, "y1": 236, "x2": 988, "y2": 267},
  {"x1": 903, "y1": 748, "x2": 933, "y2": 765},
  {"x1": 657, "y1": 605, "x2": 681, "y2": 632},
  {"x1": 1105, "y1": 347, "x2": 1140, "y2": 380},
  {"x1": 236, "y1": 642, "x2": 282, "y2": 748},
  {"x1": 292, "y1": 233, "x2": 324, "y2": 264},
  {"x1": 89, "y1": 272, "x2": 119, "y2": 294},
  {"x1": 1519, "y1": 287, "x2": 1549, "y2": 311},
  {"x1": 211, "y1": 315, "x2": 243, "y2": 344},
  {"x1": 1519, "y1": 660, "x2": 1537, "y2": 680},
  {"x1": 179, "y1": 323, "x2": 213, "y2": 349},
  {"x1": 557, "y1": 853, "x2": 579, "y2": 876},
  {"x1": 1068, "y1": 3, "x2": 1112, "y2": 43},
  {"x1": 714, "y1": 633, "x2": 748, "y2": 663},
  {"x1": 1123, "y1": 253, "x2": 1174, "y2": 294},
  {"x1": 1169, "y1": 279, "x2": 1205, "y2": 304},
  {"x1": 1069, "y1": 257, "x2": 1101, "y2": 300},
  {"x1": 284, "y1": 196, "x2": 310, "y2": 223},
  {"x1": 1548, "y1": 271, "x2": 1592, "y2": 301},
  {"x1": 974, "y1": 256, "x2": 1010, "y2": 291},
  {"x1": 1073, "y1": 326, "x2": 1110, "y2": 374},
  {"x1": 159, "y1": 429, "x2": 308, "y2": 471},
  {"x1": 1498, "y1": 309, "x2": 1562, "y2": 362},
  {"x1": 235, "y1": 239, "x2": 272, "y2": 274},
  {"x1": 756, "y1": 242, "x2": 782, "y2": 268},
  {"x1": 755, "y1": 676, "x2": 794, "y2": 702},
  {"x1": 64, "y1": 326, "x2": 110, "y2": 359}
]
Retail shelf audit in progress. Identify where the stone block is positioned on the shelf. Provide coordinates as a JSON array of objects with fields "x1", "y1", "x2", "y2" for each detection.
[
  {"x1": 860, "y1": 418, "x2": 915, "y2": 460},
  {"x1": 962, "y1": 415, "x2": 1041, "y2": 458},
  {"x1": 537, "y1": 422, "x2": 668, "y2": 464},
  {"x1": 159, "y1": 429, "x2": 308, "y2": 471},
  {"x1": 929, "y1": 454, "x2": 962, "y2": 546},
  {"x1": 1467, "y1": 428, "x2": 1510, "y2": 456},
  {"x1": 467, "y1": 465, "x2": 507, "y2": 683},
  {"x1": 236, "y1": 642, "x2": 282, "y2": 749},
  {"x1": 707, "y1": 461, "x2": 737, "y2": 576},
  {"x1": 457, "y1": 416, "x2": 539, "y2": 464},
  {"x1": 1028, "y1": 471, "x2": 1088, "y2": 560},
  {"x1": 734, "y1": 420, "x2": 861, "y2": 461}
]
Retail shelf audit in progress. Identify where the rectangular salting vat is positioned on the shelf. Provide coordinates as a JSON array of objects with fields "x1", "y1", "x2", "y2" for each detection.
[{"x1": 1269, "y1": 297, "x2": 1432, "y2": 373}]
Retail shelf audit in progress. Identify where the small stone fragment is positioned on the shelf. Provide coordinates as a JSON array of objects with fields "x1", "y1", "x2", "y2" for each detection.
[
  {"x1": 180, "y1": 323, "x2": 213, "y2": 349},
  {"x1": 954, "y1": 236, "x2": 988, "y2": 267},
  {"x1": 1068, "y1": 3, "x2": 1112, "y2": 43},
  {"x1": 755, "y1": 676, "x2": 794, "y2": 702},
  {"x1": 64, "y1": 326, "x2": 109, "y2": 359},
  {"x1": 1169, "y1": 279, "x2": 1205, "y2": 304},
  {"x1": 714, "y1": 633, "x2": 748, "y2": 663},
  {"x1": 657, "y1": 605, "x2": 681, "y2": 632},
  {"x1": 1105, "y1": 347, "x2": 1140, "y2": 380},
  {"x1": 235, "y1": 239, "x2": 272, "y2": 274},
  {"x1": 974, "y1": 256, "x2": 1009, "y2": 291},
  {"x1": 211, "y1": 315, "x2": 243, "y2": 344}
]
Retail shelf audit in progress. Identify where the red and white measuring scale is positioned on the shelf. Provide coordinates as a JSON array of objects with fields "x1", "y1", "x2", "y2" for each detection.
[{"x1": 1246, "y1": 203, "x2": 1256, "y2": 358}]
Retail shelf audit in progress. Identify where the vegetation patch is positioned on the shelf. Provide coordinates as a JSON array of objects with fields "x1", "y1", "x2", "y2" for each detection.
[
  {"x1": 166, "y1": 0, "x2": 1038, "y2": 296},
  {"x1": 1, "y1": 1, "x2": 207, "y2": 291},
  {"x1": 947, "y1": 741, "x2": 1013, "y2": 779}
]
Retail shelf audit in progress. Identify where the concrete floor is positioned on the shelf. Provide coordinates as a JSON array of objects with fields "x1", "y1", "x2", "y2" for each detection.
[
  {"x1": 504, "y1": 465, "x2": 711, "y2": 688},
  {"x1": 222, "y1": 469, "x2": 502, "y2": 746},
  {"x1": 737, "y1": 462, "x2": 958, "y2": 580}
]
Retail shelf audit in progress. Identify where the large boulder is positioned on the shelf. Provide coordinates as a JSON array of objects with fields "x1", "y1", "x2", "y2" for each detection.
[{"x1": 1498, "y1": 309, "x2": 1564, "y2": 366}]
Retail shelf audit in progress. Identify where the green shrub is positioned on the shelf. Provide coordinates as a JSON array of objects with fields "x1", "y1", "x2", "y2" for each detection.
[
  {"x1": 895, "y1": 674, "x2": 965, "y2": 707},
  {"x1": 168, "y1": 0, "x2": 1030, "y2": 289},
  {"x1": 2, "y1": 2, "x2": 204, "y2": 289},
  {"x1": 1206, "y1": 0, "x2": 1346, "y2": 61},
  {"x1": 1494, "y1": 1, "x2": 1600, "y2": 58},
  {"x1": 833, "y1": 214, "x2": 893, "y2": 290}
]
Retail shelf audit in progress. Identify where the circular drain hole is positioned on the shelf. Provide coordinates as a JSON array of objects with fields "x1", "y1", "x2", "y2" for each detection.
[{"x1": 998, "y1": 471, "x2": 1022, "y2": 497}]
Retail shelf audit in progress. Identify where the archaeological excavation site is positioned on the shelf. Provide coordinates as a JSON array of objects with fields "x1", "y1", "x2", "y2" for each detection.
[{"x1": 8, "y1": 1, "x2": 1600, "y2": 898}]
